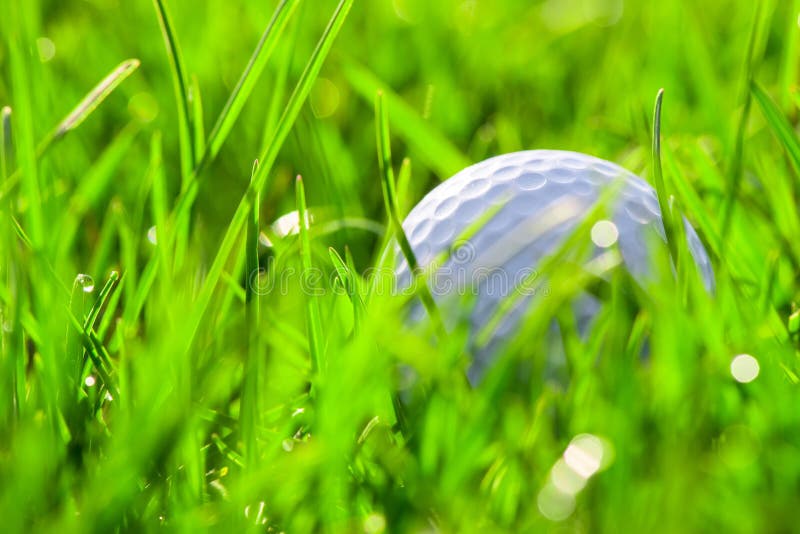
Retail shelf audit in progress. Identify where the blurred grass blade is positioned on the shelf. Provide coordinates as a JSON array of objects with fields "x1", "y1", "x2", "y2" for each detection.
[
  {"x1": 248, "y1": 0, "x2": 352, "y2": 196},
  {"x1": 721, "y1": 2, "x2": 767, "y2": 239},
  {"x1": 1, "y1": 106, "x2": 10, "y2": 181},
  {"x1": 7, "y1": 36, "x2": 44, "y2": 247},
  {"x1": 59, "y1": 123, "x2": 141, "y2": 256},
  {"x1": 376, "y1": 92, "x2": 399, "y2": 220},
  {"x1": 661, "y1": 148, "x2": 720, "y2": 254},
  {"x1": 344, "y1": 60, "x2": 471, "y2": 179},
  {"x1": 211, "y1": 434, "x2": 244, "y2": 467},
  {"x1": 2, "y1": 62, "x2": 139, "y2": 198},
  {"x1": 375, "y1": 91, "x2": 442, "y2": 330},
  {"x1": 262, "y1": 6, "x2": 303, "y2": 147},
  {"x1": 148, "y1": 132, "x2": 172, "y2": 281},
  {"x1": 176, "y1": 0, "x2": 353, "y2": 352},
  {"x1": 152, "y1": 0, "x2": 195, "y2": 183},
  {"x1": 202, "y1": 0, "x2": 301, "y2": 166},
  {"x1": 190, "y1": 75, "x2": 205, "y2": 160},
  {"x1": 152, "y1": 0, "x2": 195, "y2": 268},
  {"x1": 752, "y1": 81, "x2": 800, "y2": 175},
  {"x1": 396, "y1": 156, "x2": 412, "y2": 216},
  {"x1": 297, "y1": 176, "x2": 324, "y2": 377},
  {"x1": 329, "y1": 246, "x2": 364, "y2": 333},
  {"x1": 48, "y1": 59, "x2": 140, "y2": 145}
]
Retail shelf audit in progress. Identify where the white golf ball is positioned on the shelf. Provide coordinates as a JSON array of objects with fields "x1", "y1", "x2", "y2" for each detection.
[{"x1": 394, "y1": 150, "x2": 714, "y2": 383}]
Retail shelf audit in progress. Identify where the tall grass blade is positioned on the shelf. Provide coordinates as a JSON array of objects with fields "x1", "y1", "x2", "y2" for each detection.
[
  {"x1": 7, "y1": 36, "x2": 44, "y2": 246},
  {"x1": 721, "y1": 2, "x2": 768, "y2": 239},
  {"x1": 202, "y1": 0, "x2": 301, "y2": 167},
  {"x1": 59, "y1": 123, "x2": 140, "y2": 256},
  {"x1": 241, "y1": 159, "x2": 262, "y2": 466},
  {"x1": 152, "y1": 0, "x2": 195, "y2": 183},
  {"x1": 190, "y1": 75, "x2": 205, "y2": 158},
  {"x1": 177, "y1": 0, "x2": 353, "y2": 352},
  {"x1": 297, "y1": 176, "x2": 324, "y2": 378},
  {"x1": 651, "y1": 89, "x2": 679, "y2": 261},
  {"x1": 262, "y1": 5, "x2": 303, "y2": 147},
  {"x1": 375, "y1": 90, "x2": 443, "y2": 331},
  {"x1": 752, "y1": 81, "x2": 800, "y2": 175}
]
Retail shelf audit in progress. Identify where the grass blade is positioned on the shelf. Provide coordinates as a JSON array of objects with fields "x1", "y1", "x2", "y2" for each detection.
[
  {"x1": 7, "y1": 36, "x2": 44, "y2": 247},
  {"x1": 190, "y1": 75, "x2": 205, "y2": 161},
  {"x1": 175, "y1": 0, "x2": 353, "y2": 353},
  {"x1": 67, "y1": 275, "x2": 92, "y2": 388},
  {"x1": 720, "y1": 2, "x2": 768, "y2": 240},
  {"x1": 59, "y1": 123, "x2": 140, "y2": 256},
  {"x1": 780, "y1": 0, "x2": 800, "y2": 108},
  {"x1": 752, "y1": 81, "x2": 800, "y2": 175},
  {"x1": 2, "y1": 61, "x2": 139, "y2": 199},
  {"x1": 48, "y1": 59, "x2": 140, "y2": 145},
  {"x1": 375, "y1": 91, "x2": 443, "y2": 331},
  {"x1": 1, "y1": 106, "x2": 10, "y2": 182},
  {"x1": 297, "y1": 176, "x2": 324, "y2": 378},
  {"x1": 84, "y1": 271, "x2": 121, "y2": 332},
  {"x1": 202, "y1": 0, "x2": 301, "y2": 166},
  {"x1": 241, "y1": 159, "x2": 262, "y2": 466},
  {"x1": 329, "y1": 246, "x2": 365, "y2": 333},
  {"x1": 262, "y1": 6, "x2": 303, "y2": 147},
  {"x1": 344, "y1": 60, "x2": 471, "y2": 179},
  {"x1": 152, "y1": 0, "x2": 195, "y2": 183},
  {"x1": 651, "y1": 89, "x2": 679, "y2": 261}
]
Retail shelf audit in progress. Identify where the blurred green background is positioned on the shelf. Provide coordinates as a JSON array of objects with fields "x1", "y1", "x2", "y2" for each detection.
[
  {"x1": 6, "y1": 0, "x2": 795, "y2": 252},
  {"x1": 2, "y1": 0, "x2": 800, "y2": 532}
]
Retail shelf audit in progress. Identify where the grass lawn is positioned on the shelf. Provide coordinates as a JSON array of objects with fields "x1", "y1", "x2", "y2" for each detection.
[{"x1": 2, "y1": 0, "x2": 800, "y2": 531}]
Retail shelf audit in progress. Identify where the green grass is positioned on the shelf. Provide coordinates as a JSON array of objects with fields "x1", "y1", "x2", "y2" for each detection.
[{"x1": 1, "y1": 0, "x2": 800, "y2": 532}]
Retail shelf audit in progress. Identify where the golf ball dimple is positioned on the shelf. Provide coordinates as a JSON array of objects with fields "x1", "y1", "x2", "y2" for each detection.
[{"x1": 394, "y1": 150, "x2": 714, "y2": 384}]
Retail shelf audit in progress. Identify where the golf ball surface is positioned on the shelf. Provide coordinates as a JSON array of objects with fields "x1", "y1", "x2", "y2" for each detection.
[{"x1": 394, "y1": 150, "x2": 714, "y2": 383}]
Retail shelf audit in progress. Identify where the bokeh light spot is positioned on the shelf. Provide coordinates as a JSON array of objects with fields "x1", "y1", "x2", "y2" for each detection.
[
  {"x1": 37, "y1": 37, "x2": 56, "y2": 62},
  {"x1": 537, "y1": 482, "x2": 576, "y2": 521},
  {"x1": 730, "y1": 354, "x2": 759, "y2": 383},
  {"x1": 591, "y1": 220, "x2": 619, "y2": 248},
  {"x1": 310, "y1": 78, "x2": 340, "y2": 119},
  {"x1": 128, "y1": 92, "x2": 159, "y2": 123}
]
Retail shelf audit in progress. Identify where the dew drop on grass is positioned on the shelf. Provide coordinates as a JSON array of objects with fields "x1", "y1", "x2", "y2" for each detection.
[
  {"x1": 147, "y1": 226, "x2": 158, "y2": 245},
  {"x1": 84, "y1": 375, "x2": 96, "y2": 387},
  {"x1": 76, "y1": 274, "x2": 95, "y2": 293},
  {"x1": 258, "y1": 232, "x2": 273, "y2": 248}
]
